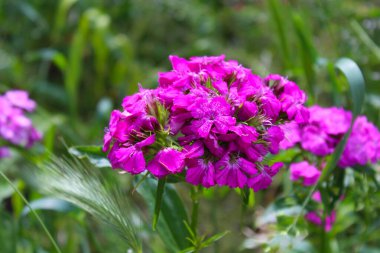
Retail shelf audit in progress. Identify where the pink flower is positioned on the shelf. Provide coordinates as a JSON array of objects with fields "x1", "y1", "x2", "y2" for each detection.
[
  {"x1": 290, "y1": 161, "x2": 321, "y2": 186},
  {"x1": 5, "y1": 90, "x2": 36, "y2": 111},
  {"x1": 265, "y1": 126, "x2": 285, "y2": 154},
  {"x1": 0, "y1": 147, "x2": 10, "y2": 158},
  {"x1": 309, "y1": 106, "x2": 351, "y2": 135},
  {"x1": 189, "y1": 96, "x2": 236, "y2": 138},
  {"x1": 104, "y1": 55, "x2": 309, "y2": 191},
  {"x1": 186, "y1": 159, "x2": 216, "y2": 188},
  {"x1": 148, "y1": 148, "x2": 185, "y2": 178},
  {"x1": 305, "y1": 211, "x2": 336, "y2": 232},
  {"x1": 265, "y1": 74, "x2": 309, "y2": 123},
  {"x1": 260, "y1": 90, "x2": 282, "y2": 121},
  {"x1": 0, "y1": 90, "x2": 41, "y2": 152},
  {"x1": 339, "y1": 116, "x2": 380, "y2": 167},
  {"x1": 109, "y1": 134, "x2": 156, "y2": 174},
  {"x1": 279, "y1": 122, "x2": 301, "y2": 150},
  {"x1": 215, "y1": 150, "x2": 258, "y2": 188},
  {"x1": 238, "y1": 101, "x2": 258, "y2": 121},
  {"x1": 247, "y1": 162, "x2": 283, "y2": 191}
]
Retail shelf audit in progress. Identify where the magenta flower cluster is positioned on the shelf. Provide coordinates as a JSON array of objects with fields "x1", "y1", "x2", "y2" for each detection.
[
  {"x1": 103, "y1": 55, "x2": 309, "y2": 191},
  {"x1": 0, "y1": 90, "x2": 41, "y2": 158},
  {"x1": 280, "y1": 105, "x2": 380, "y2": 186},
  {"x1": 279, "y1": 106, "x2": 380, "y2": 231}
]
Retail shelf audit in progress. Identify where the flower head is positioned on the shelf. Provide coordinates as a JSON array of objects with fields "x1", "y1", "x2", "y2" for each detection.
[
  {"x1": 148, "y1": 148, "x2": 185, "y2": 178},
  {"x1": 290, "y1": 161, "x2": 321, "y2": 186},
  {"x1": 0, "y1": 90, "x2": 41, "y2": 155},
  {"x1": 104, "y1": 55, "x2": 308, "y2": 192}
]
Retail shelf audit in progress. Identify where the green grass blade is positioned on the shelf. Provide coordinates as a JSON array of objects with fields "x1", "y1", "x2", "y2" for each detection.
[
  {"x1": 350, "y1": 20, "x2": 380, "y2": 61},
  {"x1": 0, "y1": 171, "x2": 62, "y2": 253},
  {"x1": 292, "y1": 13, "x2": 318, "y2": 100},
  {"x1": 90, "y1": 12, "x2": 110, "y2": 99},
  {"x1": 267, "y1": 0, "x2": 292, "y2": 70},
  {"x1": 52, "y1": 0, "x2": 78, "y2": 42},
  {"x1": 335, "y1": 58, "x2": 365, "y2": 118},
  {"x1": 320, "y1": 58, "x2": 365, "y2": 180},
  {"x1": 201, "y1": 230, "x2": 230, "y2": 248},
  {"x1": 65, "y1": 11, "x2": 90, "y2": 117}
]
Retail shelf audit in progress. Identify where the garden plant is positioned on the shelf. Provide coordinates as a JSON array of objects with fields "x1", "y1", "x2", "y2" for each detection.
[{"x1": 1, "y1": 1, "x2": 380, "y2": 253}]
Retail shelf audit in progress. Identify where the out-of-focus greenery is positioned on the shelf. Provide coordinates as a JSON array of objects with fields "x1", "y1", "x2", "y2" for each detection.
[{"x1": 1, "y1": 0, "x2": 380, "y2": 252}]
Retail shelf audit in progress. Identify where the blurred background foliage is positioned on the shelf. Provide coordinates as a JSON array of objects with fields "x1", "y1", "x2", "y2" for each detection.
[{"x1": 0, "y1": 0, "x2": 380, "y2": 252}]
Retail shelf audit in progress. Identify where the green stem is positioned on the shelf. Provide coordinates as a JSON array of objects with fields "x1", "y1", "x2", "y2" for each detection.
[
  {"x1": 0, "y1": 171, "x2": 62, "y2": 253},
  {"x1": 191, "y1": 185, "x2": 200, "y2": 236}
]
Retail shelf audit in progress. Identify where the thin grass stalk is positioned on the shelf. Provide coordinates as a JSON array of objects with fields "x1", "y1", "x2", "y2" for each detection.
[{"x1": 0, "y1": 171, "x2": 62, "y2": 253}]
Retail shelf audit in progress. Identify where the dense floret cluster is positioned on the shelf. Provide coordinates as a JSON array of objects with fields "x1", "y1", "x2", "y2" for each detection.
[
  {"x1": 0, "y1": 90, "x2": 41, "y2": 158},
  {"x1": 280, "y1": 106, "x2": 380, "y2": 231},
  {"x1": 280, "y1": 106, "x2": 380, "y2": 186},
  {"x1": 103, "y1": 55, "x2": 309, "y2": 191}
]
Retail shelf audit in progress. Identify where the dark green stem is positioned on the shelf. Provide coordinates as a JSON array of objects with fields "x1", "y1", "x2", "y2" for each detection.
[{"x1": 191, "y1": 185, "x2": 200, "y2": 236}]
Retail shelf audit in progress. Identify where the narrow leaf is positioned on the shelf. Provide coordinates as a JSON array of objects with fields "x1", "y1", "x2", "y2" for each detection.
[
  {"x1": 350, "y1": 20, "x2": 380, "y2": 61},
  {"x1": 321, "y1": 58, "x2": 365, "y2": 180},
  {"x1": 153, "y1": 178, "x2": 166, "y2": 230},
  {"x1": 267, "y1": 0, "x2": 292, "y2": 69},
  {"x1": 0, "y1": 180, "x2": 17, "y2": 202},
  {"x1": 335, "y1": 58, "x2": 365, "y2": 117},
  {"x1": 136, "y1": 177, "x2": 190, "y2": 251},
  {"x1": 68, "y1": 145, "x2": 110, "y2": 168},
  {"x1": 201, "y1": 230, "x2": 230, "y2": 247},
  {"x1": 178, "y1": 247, "x2": 196, "y2": 253},
  {"x1": 21, "y1": 197, "x2": 77, "y2": 216}
]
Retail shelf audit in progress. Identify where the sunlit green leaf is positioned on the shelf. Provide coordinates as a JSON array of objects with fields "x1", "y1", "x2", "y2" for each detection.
[
  {"x1": 21, "y1": 197, "x2": 77, "y2": 216},
  {"x1": 201, "y1": 230, "x2": 230, "y2": 247},
  {"x1": 68, "y1": 146, "x2": 110, "y2": 168}
]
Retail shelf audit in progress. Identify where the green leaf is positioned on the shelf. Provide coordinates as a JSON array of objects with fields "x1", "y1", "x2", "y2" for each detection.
[
  {"x1": 350, "y1": 20, "x2": 380, "y2": 61},
  {"x1": 335, "y1": 58, "x2": 365, "y2": 117},
  {"x1": 68, "y1": 145, "x2": 110, "y2": 168},
  {"x1": 26, "y1": 49, "x2": 67, "y2": 72},
  {"x1": 292, "y1": 13, "x2": 317, "y2": 101},
  {"x1": 136, "y1": 177, "x2": 190, "y2": 252},
  {"x1": 53, "y1": 0, "x2": 78, "y2": 42},
  {"x1": 318, "y1": 187, "x2": 332, "y2": 213},
  {"x1": 178, "y1": 247, "x2": 196, "y2": 253},
  {"x1": 153, "y1": 178, "x2": 166, "y2": 230},
  {"x1": 239, "y1": 188, "x2": 255, "y2": 208},
  {"x1": 201, "y1": 230, "x2": 230, "y2": 248},
  {"x1": 21, "y1": 197, "x2": 77, "y2": 216},
  {"x1": 267, "y1": 0, "x2": 292, "y2": 69},
  {"x1": 65, "y1": 9, "x2": 90, "y2": 116},
  {"x1": 268, "y1": 148, "x2": 300, "y2": 164},
  {"x1": 321, "y1": 58, "x2": 365, "y2": 180},
  {"x1": 0, "y1": 180, "x2": 17, "y2": 202}
]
